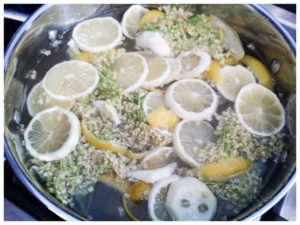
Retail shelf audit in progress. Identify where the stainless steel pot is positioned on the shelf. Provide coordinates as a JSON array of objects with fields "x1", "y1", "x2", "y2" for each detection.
[{"x1": 4, "y1": 4, "x2": 296, "y2": 221}]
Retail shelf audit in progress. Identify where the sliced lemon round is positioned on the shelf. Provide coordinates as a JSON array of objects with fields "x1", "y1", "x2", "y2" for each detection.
[
  {"x1": 142, "y1": 92, "x2": 166, "y2": 116},
  {"x1": 140, "y1": 52, "x2": 170, "y2": 87},
  {"x1": 72, "y1": 17, "x2": 122, "y2": 52},
  {"x1": 148, "y1": 175, "x2": 180, "y2": 221},
  {"x1": 139, "y1": 9, "x2": 165, "y2": 25},
  {"x1": 42, "y1": 60, "x2": 99, "y2": 100},
  {"x1": 141, "y1": 147, "x2": 177, "y2": 169},
  {"x1": 235, "y1": 83, "x2": 285, "y2": 136},
  {"x1": 81, "y1": 121, "x2": 146, "y2": 160},
  {"x1": 163, "y1": 57, "x2": 183, "y2": 84},
  {"x1": 130, "y1": 162, "x2": 177, "y2": 183},
  {"x1": 165, "y1": 177, "x2": 217, "y2": 221},
  {"x1": 122, "y1": 5, "x2": 149, "y2": 39},
  {"x1": 180, "y1": 51, "x2": 211, "y2": 76},
  {"x1": 173, "y1": 120, "x2": 216, "y2": 168},
  {"x1": 209, "y1": 15, "x2": 244, "y2": 61},
  {"x1": 24, "y1": 107, "x2": 80, "y2": 161},
  {"x1": 114, "y1": 52, "x2": 148, "y2": 93},
  {"x1": 240, "y1": 55, "x2": 274, "y2": 90},
  {"x1": 165, "y1": 79, "x2": 218, "y2": 121},
  {"x1": 197, "y1": 157, "x2": 253, "y2": 181},
  {"x1": 217, "y1": 65, "x2": 256, "y2": 101},
  {"x1": 27, "y1": 82, "x2": 74, "y2": 117}
]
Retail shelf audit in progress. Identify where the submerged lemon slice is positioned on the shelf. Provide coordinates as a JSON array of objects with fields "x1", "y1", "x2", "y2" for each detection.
[
  {"x1": 81, "y1": 121, "x2": 145, "y2": 160},
  {"x1": 240, "y1": 55, "x2": 274, "y2": 90},
  {"x1": 198, "y1": 157, "x2": 253, "y2": 181},
  {"x1": 235, "y1": 83, "x2": 285, "y2": 136},
  {"x1": 139, "y1": 10, "x2": 165, "y2": 25}
]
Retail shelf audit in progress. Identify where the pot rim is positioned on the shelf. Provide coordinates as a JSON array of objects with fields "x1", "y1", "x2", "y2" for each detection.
[{"x1": 4, "y1": 4, "x2": 296, "y2": 221}]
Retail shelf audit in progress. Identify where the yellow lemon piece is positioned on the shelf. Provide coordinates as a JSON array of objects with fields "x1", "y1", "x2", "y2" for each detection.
[
  {"x1": 81, "y1": 122, "x2": 146, "y2": 160},
  {"x1": 130, "y1": 181, "x2": 152, "y2": 202},
  {"x1": 147, "y1": 106, "x2": 180, "y2": 130},
  {"x1": 139, "y1": 10, "x2": 165, "y2": 25},
  {"x1": 204, "y1": 60, "x2": 222, "y2": 84},
  {"x1": 72, "y1": 51, "x2": 91, "y2": 63},
  {"x1": 99, "y1": 174, "x2": 131, "y2": 193},
  {"x1": 198, "y1": 157, "x2": 253, "y2": 181},
  {"x1": 240, "y1": 55, "x2": 274, "y2": 90}
]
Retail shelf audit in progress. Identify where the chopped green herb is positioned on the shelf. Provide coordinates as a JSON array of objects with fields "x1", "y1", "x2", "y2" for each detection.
[
  {"x1": 146, "y1": 24, "x2": 158, "y2": 31},
  {"x1": 187, "y1": 14, "x2": 204, "y2": 26}
]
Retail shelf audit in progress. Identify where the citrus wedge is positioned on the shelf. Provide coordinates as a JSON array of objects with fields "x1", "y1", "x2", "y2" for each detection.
[
  {"x1": 81, "y1": 121, "x2": 146, "y2": 159},
  {"x1": 240, "y1": 55, "x2": 274, "y2": 90},
  {"x1": 204, "y1": 60, "x2": 222, "y2": 84},
  {"x1": 72, "y1": 17, "x2": 122, "y2": 52},
  {"x1": 122, "y1": 5, "x2": 149, "y2": 39},
  {"x1": 217, "y1": 65, "x2": 256, "y2": 101},
  {"x1": 165, "y1": 79, "x2": 218, "y2": 121},
  {"x1": 114, "y1": 52, "x2": 148, "y2": 93},
  {"x1": 173, "y1": 120, "x2": 216, "y2": 168},
  {"x1": 24, "y1": 107, "x2": 80, "y2": 161},
  {"x1": 27, "y1": 82, "x2": 74, "y2": 117},
  {"x1": 147, "y1": 107, "x2": 180, "y2": 130},
  {"x1": 42, "y1": 60, "x2": 99, "y2": 100},
  {"x1": 235, "y1": 83, "x2": 285, "y2": 136}
]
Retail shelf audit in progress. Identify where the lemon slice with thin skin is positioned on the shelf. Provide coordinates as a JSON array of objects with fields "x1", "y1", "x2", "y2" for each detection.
[
  {"x1": 217, "y1": 65, "x2": 256, "y2": 101},
  {"x1": 140, "y1": 52, "x2": 170, "y2": 87},
  {"x1": 180, "y1": 51, "x2": 211, "y2": 76},
  {"x1": 24, "y1": 107, "x2": 80, "y2": 161},
  {"x1": 142, "y1": 91, "x2": 166, "y2": 116},
  {"x1": 72, "y1": 17, "x2": 122, "y2": 52},
  {"x1": 235, "y1": 83, "x2": 285, "y2": 136},
  {"x1": 148, "y1": 175, "x2": 180, "y2": 221},
  {"x1": 27, "y1": 82, "x2": 74, "y2": 117},
  {"x1": 122, "y1": 5, "x2": 149, "y2": 39},
  {"x1": 173, "y1": 120, "x2": 216, "y2": 168},
  {"x1": 42, "y1": 60, "x2": 99, "y2": 101},
  {"x1": 163, "y1": 57, "x2": 183, "y2": 84},
  {"x1": 114, "y1": 52, "x2": 149, "y2": 93},
  {"x1": 165, "y1": 79, "x2": 218, "y2": 121},
  {"x1": 141, "y1": 146, "x2": 177, "y2": 169}
]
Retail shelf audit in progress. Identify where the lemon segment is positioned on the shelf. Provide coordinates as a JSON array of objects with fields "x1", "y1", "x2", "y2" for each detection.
[
  {"x1": 240, "y1": 55, "x2": 274, "y2": 90},
  {"x1": 198, "y1": 157, "x2": 253, "y2": 181},
  {"x1": 147, "y1": 107, "x2": 181, "y2": 130},
  {"x1": 72, "y1": 51, "x2": 91, "y2": 63},
  {"x1": 139, "y1": 10, "x2": 165, "y2": 25},
  {"x1": 235, "y1": 83, "x2": 285, "y2": 136},
  {"x1": 130, "y1": 181, "x2": 152, "y2": 202},
  {"x1": 204, "y1": 60, "x2": 222, "y2": 84},
  {"x1": 81, "y1": 122, "x2": 145, "y2": 160}
]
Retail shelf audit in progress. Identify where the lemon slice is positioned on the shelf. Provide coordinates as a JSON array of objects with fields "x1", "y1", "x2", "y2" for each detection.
[
  {"x1": 162, "y1": 58, "x2": 183, "y2": 84},
  {"x1": 140, "y1": 52, "x2": 170, "y2": 87},
  {"x1": 122, "y1": 5, "x2": 149, "y2": 39},
  {"x1": 93, "y1": 100, "x2": 121, "y2": 125},
  {"x1": 142, "y1": 91, "x2": 166, "y2": 116},
  {"x1": 130, "y1": 162, "x2": 177, "y2": 183},
  {"x1": 27, "y1": 82, "x2": 74, "y2": 117},
  {"x1": 136, "y1": 31, "x2": 172, "y2": 57},
  {"x1": 148, "y1": 175, "x2": 180, "y2": 221},
  {"x1": 180, "y1": 51, "x2": 211, "y2": 76},
  {"x1": 42, "y1": 60, "x2": 99, "y2": 100},
  {"x1": 173, "y1": 120, "x2": 216, "y2": 168},
  {"x1": 81, "y1": 121, "x2": 146, "y2": 160},
  {"x1": 114, "y1": 52, "x2": 148, "y2": 93},
  {"x1": 217, "y1": 65, "x2": 256, "y2": 101},
  {"x1": 141, "y1": 147, "x2": 177, "y2": 169},
  {"x1": 72, "y1": 17, "x2": 122, "y2": 52},
  {"x1": 165, "y1": 79, "x2": 218, "y2": 121},
  {"x1": 165, "y1": 177, "x2": 217, "y2": 221},
  {"x1": 235, "y1": 83, "x2": 285, "y2": 136},
  {"x1": 139, "y1": 9, "x2": 165, "y2": 25},
  {"x1": 209, "y1": 15, "x2": 244, "y2": 61},
  {"x1": 240, "y1": 55, "x2": 274, "y2": 90},
  {"x1": 24, "y1": 107, "x2": 80, "y2": 161},
  {"x1": 197, "y1": 157, "x2": 253, "y2": 181}
]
